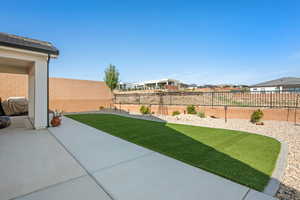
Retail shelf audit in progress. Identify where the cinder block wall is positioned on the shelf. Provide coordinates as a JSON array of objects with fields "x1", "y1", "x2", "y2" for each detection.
[
  {"x1": 0, "y1": 73, "x2": 113, "y2": 112},
  {"x1": 49, "y1": 77, "x2": 113, "y2": 112},
  {"x1": 0, "y1": 73, "x2": 28, "y2": 100}
]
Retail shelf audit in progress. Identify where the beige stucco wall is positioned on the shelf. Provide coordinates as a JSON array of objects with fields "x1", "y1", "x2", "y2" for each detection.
[
  {"x1": 0, "y1": 73, "x2": 28, "y2": 100},
  {"x1": 49, "y1": 77, "x2": 113, "y2": 112},
  {"x1": 0, "y1": 73, "x2": 113, "y2": 112}
]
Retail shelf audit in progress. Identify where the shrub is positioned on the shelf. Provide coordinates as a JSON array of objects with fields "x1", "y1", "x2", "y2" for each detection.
[
  {"x1": 250, "y1": 109, "x2": 264, "y2": 123},
  {"x1": 187, "y1": 105, "x2": 197, "y2": 114},
  {"x1": 197, "y1": 111, "x2": 205, "y2": 118},
  {"x1": 140, "y1": 105, "x2": 151, "y2": 115},
  {"x1": 172, "y1": 111, "x2": 180, "y2": 116}
]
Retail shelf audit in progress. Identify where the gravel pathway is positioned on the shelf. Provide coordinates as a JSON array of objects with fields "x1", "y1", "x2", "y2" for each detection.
[{"x1": 74, "y1": 110, "x2": 300, "y2": 200}]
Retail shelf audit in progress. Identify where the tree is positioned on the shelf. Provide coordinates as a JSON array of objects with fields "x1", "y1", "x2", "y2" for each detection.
[{"x1": 104, "y1": 64, "x2": 119, "y2": 91}]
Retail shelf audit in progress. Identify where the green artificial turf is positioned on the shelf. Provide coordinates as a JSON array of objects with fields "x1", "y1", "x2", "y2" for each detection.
[{"x1": 67, "y1": 114, "x2": 280, "y2": 191}]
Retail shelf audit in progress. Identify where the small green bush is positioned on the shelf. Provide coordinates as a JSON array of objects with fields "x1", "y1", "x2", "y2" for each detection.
[
  {"x1": 140, "y1": 105, "x2": 151, "y2": 115},
  {"x1": 197, "y1": 111, "x2": 205, "y2": 118},
  {"x1": 250, "y1": 109, "x2": 264, "y2": 123},
  {"x1": 187, "y1": 105, "x2": 197, "y2": 114},
  {"x1": 172, "y1": 111, "x2": 180, "y2": 116}
]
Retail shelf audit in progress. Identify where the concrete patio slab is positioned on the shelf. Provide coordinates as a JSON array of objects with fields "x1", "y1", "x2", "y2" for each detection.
[
  {"x1": 93, "y1": 152, "x2": 249, "y2": 200},
  {"x1": 0, "y1": 126, "x2": 86, "y2": 200},
  {"x1": 14, "y1": 176, "x2": 112, "y2": 200},
  {"x1": 1, "y1": 116, "x2": 277, "y2": 200},
  {"x1": 0, "y1": 116, "x2": 32, "y2": 135},
  {"x1": 245, "y1": 190, "x2": 277, "y2": 200},
  {"x1": 49, "y1": 117, "x2": 152, "y2": 173}
]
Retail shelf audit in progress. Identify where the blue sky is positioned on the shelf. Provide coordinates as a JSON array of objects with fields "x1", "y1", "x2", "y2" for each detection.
[{"x1": 1, "y1": 0, "x2": 300, "y2": 85}]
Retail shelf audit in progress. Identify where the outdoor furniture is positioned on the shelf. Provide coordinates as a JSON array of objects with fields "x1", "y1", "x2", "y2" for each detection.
[
  {"x1": 1, "y1": 97, "x2": 28, "y2": 116},
  {"x1": 0, "y1": 116, "x2": 11, "y2": 129},
  {"x1": 0, "y1": 98, "x2": 5, "y2": 116}
]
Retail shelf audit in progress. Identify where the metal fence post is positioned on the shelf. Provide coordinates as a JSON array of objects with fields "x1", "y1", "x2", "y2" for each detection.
[
  {"x1": 115, "y1": 90, "x2": 299, "y2": 116},
  {"x1": 225, "y1": 105, "x2": 228, "y2": 123},
  {"x1": 295, "y1": 95, "x2": 299, "y2": 125},
  {"x1": 211, "y1": 92, "x2": 214, "y2": 108},
  {"x1": 139, "y1": 94, "x2": 141, "y2": 104},
  {"x1": 270, "y1": 92, "x2": 273, "y2": 108}
]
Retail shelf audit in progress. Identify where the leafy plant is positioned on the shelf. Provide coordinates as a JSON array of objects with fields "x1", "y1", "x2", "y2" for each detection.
[
  {"x1": 250, "y1": 109, "x2": 264, "y2": 123},
  {"x1": 187, "y1": 105, "x2": 197, "y2": 114},
  {"x1": 53, "y1": 109, "x2": 63, "y2": 118},
  {"x1": 104, "y1": 64, "x2": 119, "y2": 91},
  {"x1": 140, "y1": 105, "x2": 150, "y2": 114},
  {"x1": 172, "y1": 111, "x2": 180, "y2": 116},
  {"x1": 197, "y1": 111, "x2": 205, "y2": 118}
]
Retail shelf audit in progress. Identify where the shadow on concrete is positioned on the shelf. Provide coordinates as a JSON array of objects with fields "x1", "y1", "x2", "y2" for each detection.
[{"x1": 66, "y1": 110, "x2": 299, "y2": 200}]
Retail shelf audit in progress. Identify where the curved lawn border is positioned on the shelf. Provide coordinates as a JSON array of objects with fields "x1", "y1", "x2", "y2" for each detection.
[
  {"x1": 92, "y1": 110, "x2": 289, "y2": 195},
  {"x1": 66, "y1": 112, "x2": 286, "y2": 195},
  {"x1": 264, "y1": 140, "x2": 288, "y2": 196}
]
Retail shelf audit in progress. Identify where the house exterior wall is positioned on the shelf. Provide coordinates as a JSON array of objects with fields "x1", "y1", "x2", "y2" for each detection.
[
  {"x1": 250, "y1": 86, "x2": 280, "y2": 92},
  {"x1": 282, "y1": 85, "x2": 300, "y2": 91},
  {"x1": 250, "y1": 86, "x2": 300, "y2": 92},
  {"x1": 33, "y1": 59, "x2": 48, "y2": 129},
  {"x1": 28, "y1": 66, "x2": 35, "y2": 123},
  {"x1": 0, "y1": 46, "x2": 49, "y2": 129}
]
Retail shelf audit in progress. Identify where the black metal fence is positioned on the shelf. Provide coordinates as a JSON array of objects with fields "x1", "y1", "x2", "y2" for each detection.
[{"x1": 115, "y1": 90, "x2": 300, "y2": 108}]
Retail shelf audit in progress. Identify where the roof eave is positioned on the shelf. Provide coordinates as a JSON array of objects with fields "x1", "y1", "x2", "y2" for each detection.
[{"x1": 0, "y1": 41, "x2": 59, "y2": 56}]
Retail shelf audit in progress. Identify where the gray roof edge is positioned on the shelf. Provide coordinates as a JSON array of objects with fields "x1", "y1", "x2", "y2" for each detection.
[
  {"x1": 0, "y1": 32, "x2": 59, "y2": 55},
  {"x1": 251, "y1": 77, "x2": 300, "y2": 87}
]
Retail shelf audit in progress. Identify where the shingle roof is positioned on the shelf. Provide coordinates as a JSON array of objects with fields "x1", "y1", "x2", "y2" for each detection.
[
  {"x1": 0, "y1": 32, "x2": 59, "y2": 55},
  {"x1": 252, "y1": 77, "x2": 300, "y2": 87}
]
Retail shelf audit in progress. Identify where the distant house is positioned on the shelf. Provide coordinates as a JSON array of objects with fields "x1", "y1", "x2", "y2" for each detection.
[
  {"x1": 141, "y1": 78, "x2": 187, "y2": 90},
  {"x1": 119, "y1": 78, "x2": 188, "y2": 91},
  {"x1": 187, "y1": 84, "x2": 198, "y2": 90},
  {"x1": 118, "y1": 82, "x2": 137, "y2": 90},
  {"x1": 250, "y1": 77, "x2": 300, "y2": 92}
]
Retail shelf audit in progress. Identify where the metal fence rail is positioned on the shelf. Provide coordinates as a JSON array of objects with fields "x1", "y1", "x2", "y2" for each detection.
[{"x1": 115, "y1": 90, "x2": 300, "y2": 108}]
